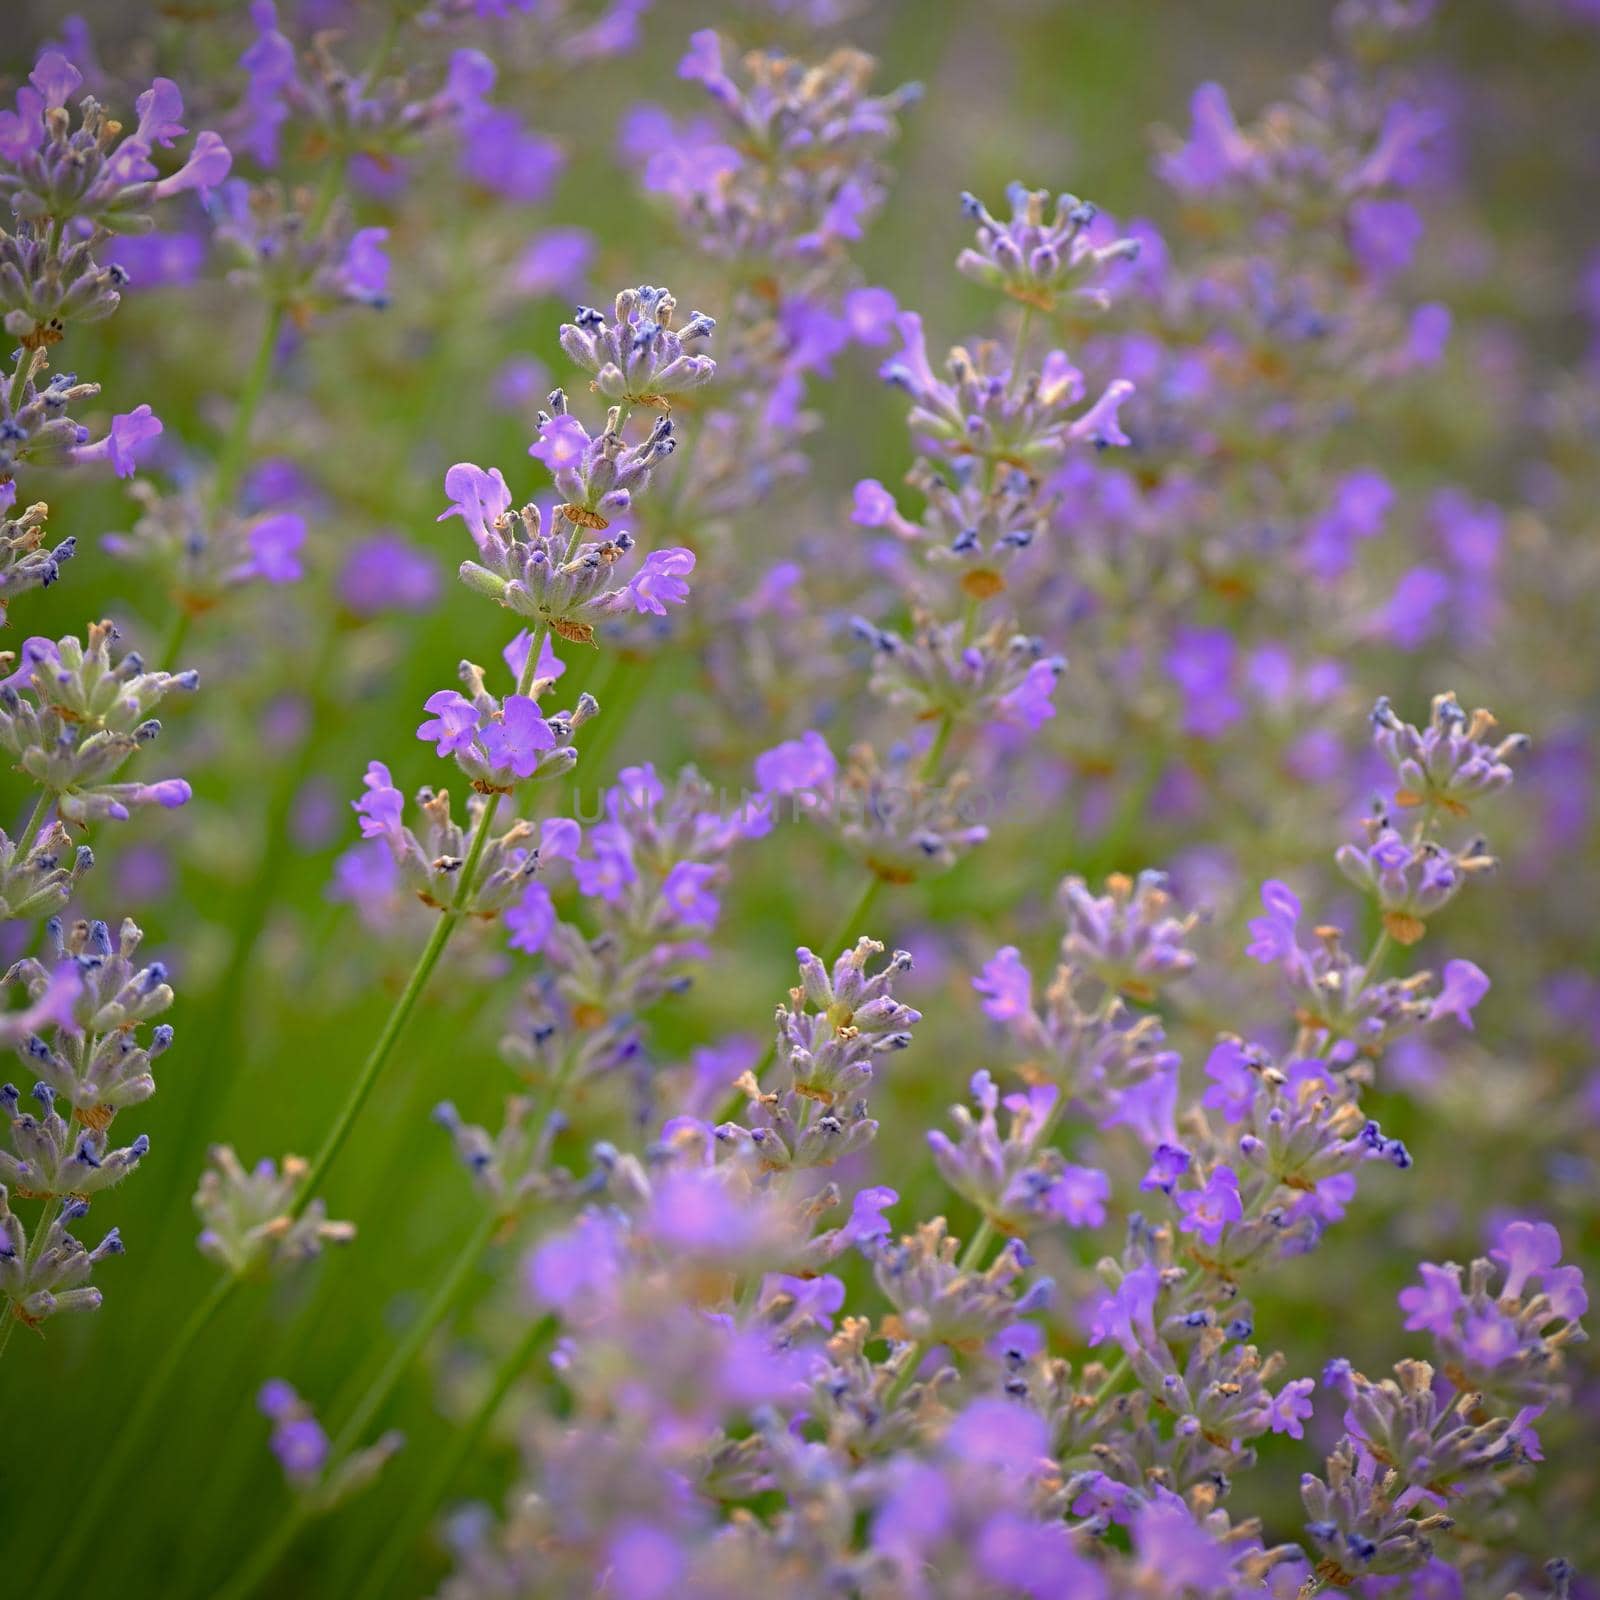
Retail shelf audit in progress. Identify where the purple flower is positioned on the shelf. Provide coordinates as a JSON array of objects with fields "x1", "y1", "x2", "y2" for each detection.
[
  {"x1": 573, "y1": 824, "x2": 636, "y2": 903},
  {"x1": 338, "y1": 534, "x2": 439, "y2": 615},
  {"x1": 1132, "y1": 1496, "x2": 1234, "y2": 1591},
  {"x1": 1087, "y1": 1261, "x2": 1160, "y2": 1351},
  {"x1": 1159, "y1": 82, "x2": 1261, "y2": 194},
  {"x1": 511, "y1": 227, "x2": 594, "y2": 298},
  {"x1": 1200, "y1": 1039, "x2": 1257, "y2": 1123},
  {"x1": 458, "y1": 110, "x2": 563, "y2": 203},
  {"x1": 417, "y1": 691, "x2": 479, "y2": 757},
  {"x1": 270, "y1": 1417, "x2": 328, "y2": 1479},
  {"x1": 1461, "y1": 1308, "x2": 1523, "y2": 1368},
  {"x1": 1245, "y1": 879, "x2": 1302, "y2": 969},
  {"x1": 540, "y1": 816, "x2": 581, "y2": 861},
  {"x1": 528, "y1": 412, "x2": 589, "y2": 474},
  {"x1": 1373, "y1": 565, "x2": 1452, "y2": 649},
  {"x1": 842, "y1": 286, "x2": 899, "y2": 346},
  {"x1": 506, "y1": 882, "x2": 555, "y2": 954},
  {"x1": 1047, "y1": 1165, "x2": 1110, "y2": 1227},
  {"x1": 1398, "y1": 1261, "x2": 1464, "y2": 1335},
  {"x1": 31, "y1": 51, "x2": 83, "y2": 110},
  {"x1": 660, "y1": 861, "x2": 720, "y2": 927},
  {"x1": 997, "y1": 658, "x2": 1064, "y2": 732},
  {"x1": 753, "y1": 730, "x2": 836, "y2": 796},
  {"x1": 438, "y1": 463, "x2": 511, "y2": 552},
  {"x1": 945, "y1": 1398, "x2": 1049, "y2": 1472},
  {"x1": 1430, "y1": 958, "x2": 1489, "y2": 1029},
  {"x1": 1268, "y1": 1377, "x2": 1315, "y2": 1439},
  {"x1": 972, "y1": 946, "x2": 1032, "y2": 1024},
  {"x1": 1348, "y1": 198, "x2": 1423, "y2": 282},
  {"x1": 841, "y1": 1186, "x2": 897, "y2": 1249},
  {"x1": 479, "y1": 695, "x2": 556, "y2": 778},
  {"x1": 235, "y1": 512, "x2": 306, "y2": 584},
  {"x1": 504, "y1": 630, "x2": 564, "y2": 686},
  {"x1": 353, "y1": 761, "x2": 403, "y2": 842},
  {"x1": 1490, "y1": 1219, "x2": 1563, "y2": 1301},
  {"x1": 624, "y1": 548, "x2": 696, "y2": 615},
  {"x1": 134, "y1": 78, "x2": 186, "y2": 146},
  {"x1": 1140, "y1": 1142, "x2": 1191, "y2": 1195},
  {"x1": 337, "y1": 227, "x2": 391, "y2": 307},
  {"x1": 851, "y1": 478, "x2": 898, "y2": 527},
  {"x1": 152, "y1": 129, "x2": 232, "y2": 197},
  {"x1": 605, "y1": 1524, "x2": 683, "y2": 1600},
  {"x1": 1166, "y1": 626, "x2": 1241, "y2": 738},
  {"x1": 1302, "y1": 469, "x2": 1393, "y2": 580},
  {"x1": 1176, "y1": 1165, "x2": 1243, "y2": 1248},
  {"x1": 132, "y1": 779, "x2": 191, "y2": 810},
  {"x1": 71, "y1": 404, "x2": 164, "y2": 477}
]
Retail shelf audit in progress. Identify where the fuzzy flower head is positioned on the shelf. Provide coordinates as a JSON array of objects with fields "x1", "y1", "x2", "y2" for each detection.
[
  {"x1": 957, "y1": 183, "x2": 1141, "y2": 311},
  {"x1": 558, "y1": 284, "x2": 715, "y2": 406}
]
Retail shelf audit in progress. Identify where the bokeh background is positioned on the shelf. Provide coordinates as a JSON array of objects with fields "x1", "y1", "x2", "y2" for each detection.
[{"x1": 3, "y1": 1, "x2": 1597, "y2": 1595}]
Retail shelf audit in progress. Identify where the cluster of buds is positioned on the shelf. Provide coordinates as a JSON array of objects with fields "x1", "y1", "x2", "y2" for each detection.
[
  {"x1": 194, "y1": 1146, "x2": 355, "y2": 1279},
  {"x1": 0, "y1": 818, "x2": 92, "y2": 921},
  {"x1": 882, "y1": 314, "x2": 1135, "y2": 469},
  {"x1": 1301, "y1": 1354, "x2": 1546, "y2": 1589},
  {"x1": 209, "y1": 182, "x2": 390, "y2": 313},
  {"x1": 558, "y1": 285, "x2": 715, "y2": 407},
  {"x1": 1369, "y1": 692, "x2": 1527, "y2": 817},
  {"x1": 754, "y1": 733, "x2": 991, "y2": 882},
  {"x1": 1335, "y1": 818, "x2": 1495, "y2": 945},
  {"x1": 103, "y1": 482, "x2": 308, "y2": 603},
  {"x1": 449, "y1": 463, "x2": 696, "y2": 644},
  {"x1": 662, "y1": 34, "x2": 920, "y2": 267},
  {"x1": 766, "y1": 937, "x2": 918, "y2": 1112},
  {"x1": 1397, "y1": 1221, "x2": 1587, "y2": 1404},
  {"x1": 0, "y1": 916, "x2": 177, "y2": 1330},
  {"x1": 350, "y1": 761, "x2": 542, "y2": 916},
  {"x1": 1, "y1": 369, "x2": 155, "y2": 509},
  {"x1": 0, "y1": 621, "x2": 194, "y2": 824},
  {"x1": 972, "y1": 940, "x2": 1180, "y2": 1118},
  {"x1": 0, "y1": 56, "x2": 229, "y2": 239},
  {"x1": 852, "y1": 612, "x2": 1065, "y2": 736},
  {"x1": 927, "y1": 1071, "x2": 1108, "y2": 1236},
  {"x1": 957, "y1": 184, "x2": 1142, "y2": 311},
  {"x1": 0, "y1": 501, "x2": 73, "y2": 620},
  {"x1": 417, "y1": 655, "x2": 593, "y2": 794},
  {"x1": 7, "y1": 915, "x2": 172, "y2": 1120},
  {"x1": 0, "y1": 1184, "x2": 122, "y2": 1325},
  {"x1": 1058, "y1": 870, "x2": 1200, "y2": 1001},
  {"x1": 872, "y1": 1217, "x2": 1050, "y2": 1350}
]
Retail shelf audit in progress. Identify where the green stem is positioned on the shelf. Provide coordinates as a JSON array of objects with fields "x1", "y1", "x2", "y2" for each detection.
[
  {"x1": 11, "y1": 789, "x2": 50, "y2": 856},
  {"x1": 283, "y1": 855, "x2": 475, "y2": 1228},
  {"x1": 36, "y1": 1275, "x2": 240, "y2": 1596},
  {"x1": 216, "y1": 1207, "x2": 506, "y2": 1600},
  {"x1": 209, "y1": 301, "x2": 286, "y2": 522},
  {"x1": 330, "y1": 1207, "x2": 501, "y2": 1460},
  {"x1": 214, "y1": 1500, "x2": 313, "y2": 1600},
  {"x1": 283, "y1": 619, "x2": 548, "y2": 1227},
  {"x1": 156, "y1": 607, "x2": 193, "y2": 675},
  {"x1": 347, "y1": 1313, "x2": 554, "y2": 1600},
  {"x1": 6, "y1": 344, "x2": 36, "y2": 413},
  {"x1": 920, "y1": 711, "x2": 956, "y2": 781},
  {"x1": 1006, "y1": 305, "x2": 1034, "y2": 399}
]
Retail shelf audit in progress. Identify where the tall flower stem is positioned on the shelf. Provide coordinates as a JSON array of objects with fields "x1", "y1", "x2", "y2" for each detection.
[
  {"x1": 216, "y1": 1206, "x2": 507, "y2": 1600},
  {"x1": 209, "y1": 300, "x2": 286, "y2": 525},
  {"x1": 36, "y1": 1274, "x2": 241, "y2": 1596},
  {"x1": 346, "y1": 1312, "x2": 555, "y2": 1600}
]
